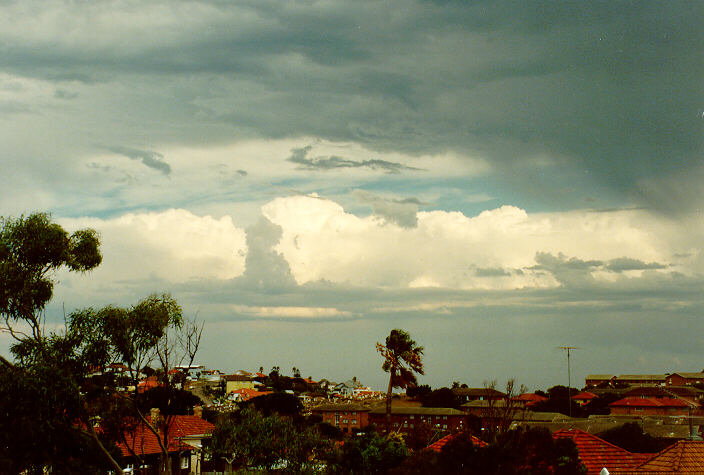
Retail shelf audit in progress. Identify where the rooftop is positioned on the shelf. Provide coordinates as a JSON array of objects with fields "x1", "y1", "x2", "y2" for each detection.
[
  {"x1": 553, "y1": 428, "x2": 653, "y2": 475},
  {"x1": 612, "y1": 440, "x2": 704, "y2": 474}
]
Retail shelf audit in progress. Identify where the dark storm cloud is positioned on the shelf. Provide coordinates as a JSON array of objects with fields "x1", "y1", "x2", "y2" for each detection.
[
  {"x1": 1, "y1": 1, "x2": 701, "y2": 211},
  {"x1": 287, "y1": 146, "x2": 422, "y2": 174},
  {"x1": 108, "y1": 146, "x2": 171, "y2": 176}
]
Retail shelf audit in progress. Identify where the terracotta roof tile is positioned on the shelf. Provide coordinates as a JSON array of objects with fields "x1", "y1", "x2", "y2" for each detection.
[
  {"x1": 611, "y1": 440, "x2": 704, "y2": 474},
  {"x1": 553, "y1": 428, "x2": 654, "y2": 475},
  {"x1": 572, "y1": 391, "x2": 598, "y2": 400},
  {"x1": 427, "y1": 432, "x2": 487, "y2": 452},
  {"x1": 117, "y1": 415, "x2": 214, "y2": 458},
  {"x1": 610, "y1": 397, "x2": 692, "y2": 408}
]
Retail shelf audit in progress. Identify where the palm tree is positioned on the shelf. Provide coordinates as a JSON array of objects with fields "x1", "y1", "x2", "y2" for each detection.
[{"x1": 376, "y1": 329, "x2": 424, "y2": 432}]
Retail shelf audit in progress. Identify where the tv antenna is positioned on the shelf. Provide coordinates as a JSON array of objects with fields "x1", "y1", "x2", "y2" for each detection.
[{"x1": 558, "y1": 346, "x2": 579, "y2": 417}]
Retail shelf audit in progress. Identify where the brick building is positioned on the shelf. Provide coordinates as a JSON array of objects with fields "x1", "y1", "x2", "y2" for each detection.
[
  {"x1": 368, "y1": 407, "x2": 466, "y2": 433},
  {"x1": 609, "y1": 397, "x2": 694, "y2": 416},
  {"x1": 665, "y1": 372, "x2": 704, "y2": 387},
  {"x1": 311, "y1": 403, "x2": 370, "y2": 433}
]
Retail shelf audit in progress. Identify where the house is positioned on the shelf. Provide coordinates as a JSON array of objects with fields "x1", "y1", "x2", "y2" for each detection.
[
  {"x1": 585, "y1": 375, "x2": 616, "y2": 387},
  {"x1": 227, "y1": 388, "x2": 271, "y2": 403},
  {"x1": 610, "y1": 440, "x2": 704, "y2": 474},
  {"x1": 622, "y1": 386, "x2": 672, "y2": 400},
  {"x1": 666, "y1": 372, "x2": 704, "y2": 387},
  {"x1": 368, "y1": 407, "x2": 466, "y2": 433},
  {"x1": 571, "y1": 391, "x2": 598, "y2": 406},
  {"x1": 512, "y1": 392, "x2": 548, "y2": 408},
  {"x1": 666, "y1": 385, "x2": 704, "y2": 403},
  {"x1": 461, "y1": 399, "x2": 527, "y2": 434},
  {"x1": 552, "y1": 428, "x2": 653, "y2": 475},
  {"x1": 174, "y1": 365, "x2": 206, "y2": 379},
  {"x1": 452, "y1": 387, "x2": 506, "y2": 403},
  {"x1": 609, "y1": 397, "x2": 694, "y2": 416},
  {"x1": 311, "y1": 403, "x2": 370, "y2": 433},
  {"x1": 117, "y1": 407, "x2": 215, "y2": 474},
  {"x1": 352, "y1": 386, "x2": 383, "y2": 399},
  {"x1": 137, "y1": 375, "x2": 162, "y2": 393},
  {"x1": 461, "y1": 399, "x2": 526, "y2": 416},
  {"x1": 224, "y1": 374, "x2": 255, "y2": 394},
  {"x1": 616, "y1": 374, "x2": 666, "y2": 387},
  {"x1": 333, "y1": 380, "x2": 360, "y2": 397}
]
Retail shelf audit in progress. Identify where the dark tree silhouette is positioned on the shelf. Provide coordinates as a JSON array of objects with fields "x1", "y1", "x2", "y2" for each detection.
[{"x1": 377, "y1": 329, "x2": 424, "y2": 431}]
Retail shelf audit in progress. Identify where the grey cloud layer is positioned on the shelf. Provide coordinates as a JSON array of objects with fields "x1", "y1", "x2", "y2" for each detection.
[{"x1": 1, "y1": 1, "x2": 701, "y2": 212}]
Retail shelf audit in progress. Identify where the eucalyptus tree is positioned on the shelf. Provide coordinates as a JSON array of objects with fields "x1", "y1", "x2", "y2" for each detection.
[{"x1": 0, "y1": 213, "x2": 203, "y2": 474}]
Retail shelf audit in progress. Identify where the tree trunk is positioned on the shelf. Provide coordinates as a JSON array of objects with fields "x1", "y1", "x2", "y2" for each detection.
[{"x1": 385, "y1": 369, "x2": 394, "y2": 433}]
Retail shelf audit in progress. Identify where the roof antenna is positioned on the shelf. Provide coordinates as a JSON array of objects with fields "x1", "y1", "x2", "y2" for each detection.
[{"x1": 558, "y1": 346, "x2": 579, "y2": 418}]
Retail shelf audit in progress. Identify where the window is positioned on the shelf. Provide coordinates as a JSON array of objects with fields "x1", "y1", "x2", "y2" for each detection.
[
  {"x1": 443, "y1": 416, "x2": 447, "y2": 420},
  {"x1": 181, "y1": 455, "x2": 190, "y2": 469},
  {"x1": 352, "y1": 419, "x2": 357, "y2": 424},
  {"x1": 443, "y1": 424, "x2": 447, "y2": 429},
  {"x1": 343, "y1": 419, "x2": 348, "y2": 423},
  {"x1": 410, "y1": 415, "x2": 414, "y2": 419}
]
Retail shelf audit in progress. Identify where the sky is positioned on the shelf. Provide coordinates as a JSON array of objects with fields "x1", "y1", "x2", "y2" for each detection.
[{"x1": 1, "y1": 0, "x2": 703, "y2": 392}]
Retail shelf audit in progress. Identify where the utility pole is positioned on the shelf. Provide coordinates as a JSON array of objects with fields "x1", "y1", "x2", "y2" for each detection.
[{"x1": 558, "y1": 346, "x2": 578, "y2": 418}]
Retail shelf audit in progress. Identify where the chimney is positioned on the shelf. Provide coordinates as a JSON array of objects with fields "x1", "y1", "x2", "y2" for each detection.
[{"x1": 193, "y1": 405, "x2": 203, "y2": 419}]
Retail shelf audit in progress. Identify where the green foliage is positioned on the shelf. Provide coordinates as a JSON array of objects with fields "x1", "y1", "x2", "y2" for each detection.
[
  {"x1": 530, "y1": 385, "x2": 583, "y2": 417},
  {"x1": 378, "y1": 329, "x2": 424, "y2": 389},
  {"x1": 421, "y1": 387, "x2": 462, "y2": 409},
  {"x1": 68, "y1": 293, "x2": 182, "y2": 372},
  {"x1": 406, "y1": 384, "x2": 432, "y2": 400},
  {"x1": 0, "y1": 212, "x2": 201, "y2": 473},
  {"x1": 211, "y1": 406, "x2": 331, "y2": 472},
  {"x1": 377, "y1": 329, "x2": 424, "y2": 431},
  {"x1": 243, "y1": 391, "x2": 303, "y2": 417},
  {"x1": 0, "y1": 338, "x2": 122, "y2": 473},
  {"x1": 327, "y1": 429, "x2": 409, "y2": 473},
  {"x1": 0, "y1": 213, "x2": 101, "y2": 339},
  {"x1": 135, "y1": 386, "x2": 202, "y2": 416},
  {"x1": 581, "y1": 392, "x2": 620, "y2": 416},
  {"x1": 403, "y1": 421, "x2": 442, "y2": 451},
  {"x1": 393, "y1": 428, "x2": 585, "y2": 475}
]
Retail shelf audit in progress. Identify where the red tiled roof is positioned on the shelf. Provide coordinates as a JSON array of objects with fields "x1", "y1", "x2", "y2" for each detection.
[
  {"x1": 610, "y1": 397, "x2": 691, "y2": 408},
  {"x1": 427, "y1": 432, "x2": 487, "y2": 452},
  {"x1": 513, "y1": 393, "x2": 548, "y2": 402},
  {"x1": 572, "y1": 391, "x2": 598, "y2": 400},
  {"x1": 553, "y1": 428, "x2": 653, "y2": 475},
  {"x1": 512, "y1": 393, "x2": 548, "y2": 408},
  {"x1": 117, "y1": 415, "x2": 214, "y2": 458},
  {"x1": 611, "y1": 440, "x2": 704, "y2": 474}
]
